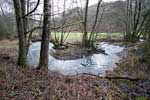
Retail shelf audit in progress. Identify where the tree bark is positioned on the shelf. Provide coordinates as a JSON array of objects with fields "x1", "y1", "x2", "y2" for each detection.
[
  {"x1": 82, "y1": 0, "x2": 89, "y2": 47},
  {"x1": 13, "y1": 0, "x2": 26, "y2": 66},
  {"x1": 88, "y1": 0, "x2": 102, "y2": 46},
  {"x1": 20, "y1": 0, "x2": 28, "y2": 55},
  {"x1": 38, "y1": 0, "x2": 51, "y2": 69},
  {"x1": 21, "y1": 0, "x2": 27, "y2": 33},
  {"x1": 125, "y1": 0, "x2": 147, "y2": 42}
]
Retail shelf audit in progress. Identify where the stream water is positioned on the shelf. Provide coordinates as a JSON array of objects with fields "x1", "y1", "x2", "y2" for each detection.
[{"x1": 27, "y1": 42, "x2": 124, "y2": 75}]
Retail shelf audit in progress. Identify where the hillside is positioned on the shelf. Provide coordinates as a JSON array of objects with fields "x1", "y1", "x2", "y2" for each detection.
[{"x1": 53, "y1": 1, "x2": 126, "y2": 33}]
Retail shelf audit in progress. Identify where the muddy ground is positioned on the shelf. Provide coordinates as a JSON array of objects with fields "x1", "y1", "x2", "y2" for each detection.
[{"x1": 0, "y1": 39, "x2": 150, "y2": 100}]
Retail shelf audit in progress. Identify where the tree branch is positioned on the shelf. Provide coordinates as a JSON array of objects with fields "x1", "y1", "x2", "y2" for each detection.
[{"x1": 21, "y1": 0, "x2": 40, "y2": 18}]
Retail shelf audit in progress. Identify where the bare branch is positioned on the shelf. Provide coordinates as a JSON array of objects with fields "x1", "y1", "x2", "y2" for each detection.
[{"x1": 21, "y1": 0, "x2": 40, "y2": 18}]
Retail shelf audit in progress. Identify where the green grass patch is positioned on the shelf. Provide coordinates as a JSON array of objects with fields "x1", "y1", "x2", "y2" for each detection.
[
  {"x1": 33, "y1": 32, "x2": 123, "y2": 41},
  {"x1": 50, "y1": 32, "x2": 123, "y2": 40},
  {"x1": 136, "y1": 97, "x2": 147, "y2": 100},
  {"x1": 97, "y1": 33, "x2": 123, "y2": 39},
  {"x1": 51, "y1": 32, "x2": 83, "y2": 40}
]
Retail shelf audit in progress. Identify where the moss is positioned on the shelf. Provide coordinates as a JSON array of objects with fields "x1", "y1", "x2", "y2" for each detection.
[{"x1": 136, "y1": 97, "x2": 147, "y2": 100}]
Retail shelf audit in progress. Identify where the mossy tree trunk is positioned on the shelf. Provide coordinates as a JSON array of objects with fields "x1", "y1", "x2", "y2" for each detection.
[{"x1": 13, "y1": 0, "x2": 26, "y2": 66}]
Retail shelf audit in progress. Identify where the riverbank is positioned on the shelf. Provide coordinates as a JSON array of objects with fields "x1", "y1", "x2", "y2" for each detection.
[{"x1": 0, "y1": 39, "x2": 149, "y2": 100}]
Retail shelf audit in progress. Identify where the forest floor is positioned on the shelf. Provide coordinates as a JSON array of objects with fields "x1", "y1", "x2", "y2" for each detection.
[{"x1": 0, "y1": 39, "x2": 150, "y2": 100}]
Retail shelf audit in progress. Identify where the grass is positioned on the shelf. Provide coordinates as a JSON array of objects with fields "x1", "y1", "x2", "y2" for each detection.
[
  {"x1": 136, "y1": 97, "x2": 147, "y2": 100},
  {"x1": 33, "y1": 32, "x2": 123, "y2": 40},
  {"x1": 49, "y1": 32, "x2": 123, "y2": 41},
  {"x1": 97, "y1": 33, "x2": 123, "y2": 39}
]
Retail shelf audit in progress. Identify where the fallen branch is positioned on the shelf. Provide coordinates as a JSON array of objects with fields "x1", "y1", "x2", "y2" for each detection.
[{"x1": 75, "y1": 73, "x2": 149, "y2": 82}]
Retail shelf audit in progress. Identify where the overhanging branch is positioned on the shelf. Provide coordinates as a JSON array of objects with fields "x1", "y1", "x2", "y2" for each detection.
[{"x1": 21, "y1": 0, "x2": 40, "y2": 18}]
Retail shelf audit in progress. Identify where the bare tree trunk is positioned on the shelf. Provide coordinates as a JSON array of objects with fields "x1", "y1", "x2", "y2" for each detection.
[
  {"x1": 88, "y1": 0, "x2": 102, "y2": 47},
  {"x1": 20, "y1": 0, "x2": 28, "y2": 55},
  {"x1": 13, "y1": 0, "x2": 26, "y2": 66},
  {"x1": 82, "y1": 0, "x2": 89, "y2": 47},
  {"x1": 38, "y1": 0, "x2": 51, "y2": 69},
  {"x1": 125, "y1": 0, "x2": 147, "y2": 42},
  {"x1": 21, "y1": 0, "x2": 27, "y2": 33},
  {"x1": 26, "y1": 0, "x2": 30, "y2": 54}
]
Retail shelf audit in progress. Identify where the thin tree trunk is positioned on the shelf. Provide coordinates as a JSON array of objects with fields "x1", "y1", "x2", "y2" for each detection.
[
  {"x1": 38, "y1": 0, "x2": 51, "y2": 69},
  {"x1": 88, "y1": 0, "x2": 102, "y2": 46},
  {"x1": 82, "y1": 0, "x2": 89, "y2": 47}
]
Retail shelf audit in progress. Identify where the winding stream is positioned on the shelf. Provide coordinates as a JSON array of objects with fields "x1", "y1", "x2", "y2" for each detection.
[{"x1": 27, "y1": 42, "x2": 124, "y2": 75}]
